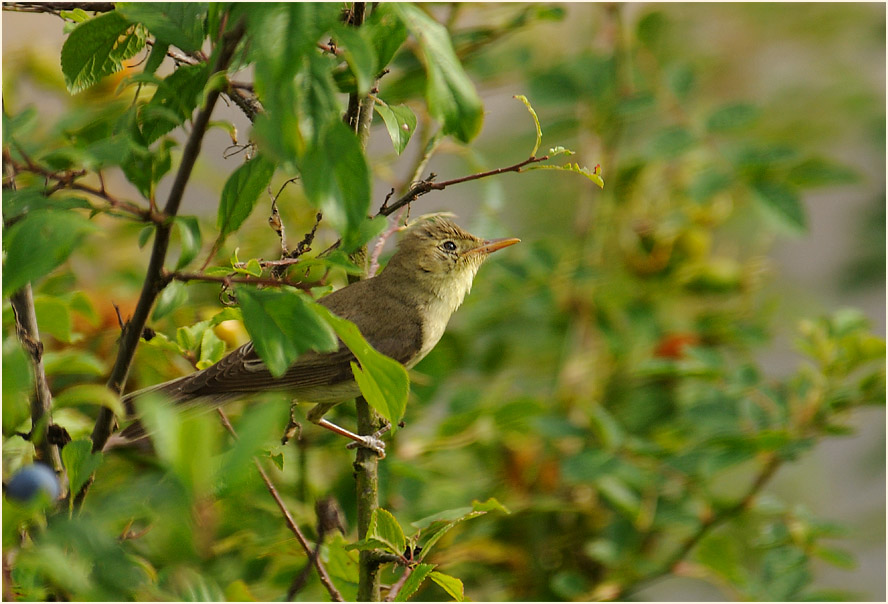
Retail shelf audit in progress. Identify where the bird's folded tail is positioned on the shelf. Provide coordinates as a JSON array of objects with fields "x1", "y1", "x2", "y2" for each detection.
[{"x1": 104, "y1": 375, "x2": 234, "y2": 453}]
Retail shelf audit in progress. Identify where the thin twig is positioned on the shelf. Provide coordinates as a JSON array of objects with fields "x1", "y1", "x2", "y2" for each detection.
[
  {"x1": 626, "y1": 455, "x2": 782, "y2": 597},
  {"x1": 166, "y1": 270, "x2": 314, "y2": 291},
  {"x1": 368, "y1": 207, "x2": 406, "y2": 277},
  {"x1": 378, "y1": 154, "x2": 550, "y2": 217},
  {"x1": 215, "y1": 410, "x2": 345, "y2": 602},
  {"x1": 384, "y1": 566, "x2": 413, "y2": 602}
]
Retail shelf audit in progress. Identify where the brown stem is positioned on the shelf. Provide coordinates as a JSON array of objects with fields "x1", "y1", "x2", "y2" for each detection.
[
  {"x1": 89, "y1": 19, "x2": 247, "y2": 456},
  {"x1": 9, "y1": 285, "x2": 66, "y2": 483},
  {"x1": 377, "y1": 154, "x2": 549, "y2": 217},
  {"x1": 384, "y1": 565, "x2": 413, "y2": 602},
  {"x1": 626, "y1": 455, "x2": 782, "y2": 597},
  {"x1": 215, "y1": 410, "x2": 345, "y2": 602},
  {"x1": 167, "y1": 270, "x2": 314, "y2": 291}
]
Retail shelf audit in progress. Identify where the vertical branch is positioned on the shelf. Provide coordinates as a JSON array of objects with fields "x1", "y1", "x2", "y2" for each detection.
[
  {"x1": 9, "y1": 285, "x2": 66, "y2": 480},
  {"x1": 355, "y1": 396, "x2": 384, "y2": 601},
  {"x1": 89, "y1": 19, "x2": 247, "y2": 454},
  {"x1": 340, "y1": 2, "x2": 386, "y2": 601}
]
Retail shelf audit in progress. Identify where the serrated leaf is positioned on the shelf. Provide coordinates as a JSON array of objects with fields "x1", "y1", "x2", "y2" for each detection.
[
  {"x1": 313, "y1": 305, "x2": 409, "y2": 426},
  {"x1": 152, "y1": 280, "x2": 188, "y2": 321},
  {"x1": 366, "y1": 508, "x2": 406, "y2": 555},
  {"x1": 392, "y1": 4, "x2": 483, "y2": 143},
  {"x1": 217, "y1": 154, "x2": 276, "y2": 237},
  {"x1": 513, "y1": 95, "x2": 542, "y2": 156},
  {"x1": 525, "y1": 162, "x2": 604, "y2": 188},
  {"x1": 62, "y1": 439, "x2": 103, "y2": 496},
  {"x1": 394, "y1": 564, "x2": 436, "y2": 602},
  {"x1": 116, "y1": 3, "x2": 207, "y2": 53},
  {"x1": 60, "y1": 11, "x2": 146, "y2": 94},
  {"x1": 345, "y1": 537, "x2": 392, "y2": 552},
  {"x1": 3, "y1": 210, "x2": 98, "y2": 296},
  {"x1": 236, "y1": 287, "x2": 338, "y2": 377},
  {"x1": 55, "y1": 384, "x2": 125, "y2": 418},
  {"x1": 374, "y1": 102, "x2": 417, "y2": 155},
  {"x1": 429, "y1": 572, "x2": 464, "y2": 602},
  {"x1": 174, "y1": 216, "x2": 202, "y2": 270}
]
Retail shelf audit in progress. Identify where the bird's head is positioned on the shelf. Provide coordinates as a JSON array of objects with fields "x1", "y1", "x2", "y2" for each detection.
[{"x1": 384, "y1": 215, "x2": 520, "y2": 305}]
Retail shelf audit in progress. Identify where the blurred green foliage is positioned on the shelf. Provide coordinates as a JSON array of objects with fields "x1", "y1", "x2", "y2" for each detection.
[{"x1": 2, "y1": 2, "x2": 885, "y2": 602}]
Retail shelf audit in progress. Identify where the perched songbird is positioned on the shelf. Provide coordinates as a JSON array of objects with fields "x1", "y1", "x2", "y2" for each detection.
[{"x1": 112, "y1": 216, "x2": 520, "y2": 456}]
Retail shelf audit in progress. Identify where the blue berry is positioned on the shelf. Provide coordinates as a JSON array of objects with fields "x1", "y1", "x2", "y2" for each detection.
[{"x1": 6, "y1": 463, "x2": 60, "y2": 502}]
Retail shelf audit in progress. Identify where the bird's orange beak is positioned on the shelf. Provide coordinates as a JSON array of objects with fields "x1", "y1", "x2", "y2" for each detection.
[{"x1": 468, "y1": 237, "x2": 521, "y2": 255}]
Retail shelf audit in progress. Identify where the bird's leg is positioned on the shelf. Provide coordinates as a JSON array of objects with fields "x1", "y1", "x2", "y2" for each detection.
[{"x1": 306, "y1": 402, "x2": 387, "y2": 458}]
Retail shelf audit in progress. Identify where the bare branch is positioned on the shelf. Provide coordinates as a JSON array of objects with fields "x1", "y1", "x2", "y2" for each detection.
[{"x1": 215, "y1": 410, "x2": 345, "y2": 602}]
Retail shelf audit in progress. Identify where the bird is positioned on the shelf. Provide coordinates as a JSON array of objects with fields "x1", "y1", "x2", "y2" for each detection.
[{"x1": 111, "y1": 215, "x2": 520, "y2": 457}]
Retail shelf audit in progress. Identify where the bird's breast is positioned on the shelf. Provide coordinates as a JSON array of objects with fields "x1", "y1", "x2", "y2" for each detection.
[{"x1": 413, "y1": 269, "x2": 475, "y2": 366}]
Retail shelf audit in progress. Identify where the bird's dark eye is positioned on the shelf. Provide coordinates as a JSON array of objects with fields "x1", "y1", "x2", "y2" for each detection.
[{"x1": 442, "y1": 240, "x2": 457, "y2": 252}]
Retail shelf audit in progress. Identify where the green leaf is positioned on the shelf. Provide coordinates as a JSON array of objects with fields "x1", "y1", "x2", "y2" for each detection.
[
  {"x1": 121, "y1": 138, "x2": 176, "y2": 199},
  {"x1": 334, "y1": 25, "x2": 377, "y2": 96},
  {"x1": 217, "y1": 154, "x2": 276, "y2": 237},
  {"x1": 706, "y1": 102, "x2": 759, "y2": 133},
  {"x1": 236, "y1": 287, "x2": 338, "y2": 377},
  {"x1": 650, "y1": 125, "x2": 695, "y2": 157},
  {"x1": 2, "y1": 339, "x2": 33, "y2": 434},
  {"x1": 752, "y1": 181, "x2": 807, "y2": 234},
  {"x1": 363, "y1": 4, "x2": 408, "y2": 69},
  {"x1": 429, "y1": 572, "x2": 465, "y2": 602},
  {"x1": 366, "y1": 508, "x2": 406, "y2": 555},
  {"x1": 300, "y1": 121, "x2": 371, "y2": 251},
  {"x1": 787, "y1": 157, "x2": 859, "y2": 188},
  {"x1": 140, "y1": 64, "x2": 210, "y2": 143},
  {"x1": 62, "y1": 439, "x2": 103, "y2": 497},
  {"x1": 413, "y1": 499, "x2": 508, "y2": 561},
  {"x1": 60, "y1": 11, "x2": 147, "y2": 94},
  {"x1": 116, "y1": 3, "x2": 207, "y2": 52},
  {"x1": 2, "y1": 188, "x2": 93, "y2": 222},
  {"x1": 812, "y1": 545, "x2": 857, "y2": 569},
  {"x1": 197, "y1": 328, "x2": 226, "y2": 370},
  {"x1": 152, "y1": 280, "x2": 188, "y2": 321},
  {"x1": 596, "y1": 475, "x2": 641, "y2": 520},
  {"x1": 143, "y1": 41, "x2": 168, "y2": 75},
  {"x1": 392, "y1": 4, "x2": 483, "y2": 143},
  {"x1": 174, "y1": 216, "x2": 202, "y2": 270},
  {"x1": 42, "y1": 351, "x2": 106, "y2": 377},
  {"x1": 374, "y1": 102, "x2": 417, "y2": 155},
  {"x1": 525, "y1": 162, "x2": 604, "y2": 188},
  {"x1": 513, "y1": 95, "x2": 542, "y2": 156},
  {"x1": 395, "y1": 564, "x2": 436, "y2": 602},
  {"x1": 3, "y1": 210, "x2": 97, "y2": 296},
  {"x1": 313, "y1": 305, "x2": 409, "y2": 426},
  {"x1": 54, "y1": 384, "x2": 126, "y2": 418},
  {"x1": 33, "y1": 296, "x2": 74, "y2": 343}
]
